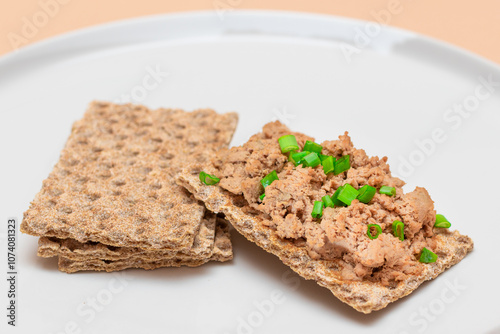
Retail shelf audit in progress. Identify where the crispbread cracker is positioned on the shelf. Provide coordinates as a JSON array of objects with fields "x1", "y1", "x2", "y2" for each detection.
[
  {"x1": 21, "y1": 101, "x2": 238, "y2": 250},
  {"x1": 212, "y1": 217, "x2": 233, "y2": 262},
  {"x1": 57, "y1": 220, "x2": 233, "y2": 273},
  {"x1": 177, "y1": 168, "x2": 473, "y2": 313},
  {"x1": 38, "y1": 212, "x2": 218, "y2": 261},
  {"x1": 58, "y1": 256, "x2": 207, "y2": 273}
]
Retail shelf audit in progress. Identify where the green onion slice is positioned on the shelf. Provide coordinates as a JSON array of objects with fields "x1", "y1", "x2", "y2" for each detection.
[
  {"x1": 434, "y1": 214, "x2": 451, "y2": 228},
  {"x1": 278, "y1": 135, "x2": 299, "y2": 153},
  {"x1": 334, "y1": 155, "x2": 350, "y2": 175},
  {"x1": 331, "y1": 186, "x2": 347, "y2": 207},
  {"x1": 321, "y1": 155, "x2": 335, "y2": 174},
  {"x1": 357, "y1": 185, "x2": 376, "y2": 204},
  {"x1": 419, "y1": 247, "x2": 438, "y2": 263},
  {"x1": 392, "y1": 220, "x2": 405, "y2": 241},
  {"x1": 367, "y1": 224, "x2": 382, "y2": 239},
  {"x1": 319, "y1": 154, "x2": 330, "y2": 162},
  {"x1": 337, "y1": 184, "x2": 359, "y2": 206},
  {"x1": 303, "y1": 140, "x2": 323, "y2": 154},
  {"x1": 259, "y1": 193, "x2": 266, "y2": 201},
  {"x1": 261, "y1": 170, "x2": 279, "y2": 188},
  {"x1": 311, "y1": 200, "x2": 324, "y2": 219},
  {"x1": 199, "y1": 171, "x2": 220, "y2": 185},
  {"x1": 322, "y1": 195, "x2": 334, "y2": 208},
  {"x1": 304, "y1": 152, "x2": 321, "y2": 168},
  {"x1": 290, "y1": 151, "x2": 309, "y2": 166},
  {"x1": 379, "y1": 185, "x2": 396, "y2": 197}
]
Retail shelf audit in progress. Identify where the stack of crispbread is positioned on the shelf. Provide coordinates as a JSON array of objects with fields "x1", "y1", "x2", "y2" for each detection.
[{"x1": 21, "y1": 102, "x2": 237, "y2": 273}]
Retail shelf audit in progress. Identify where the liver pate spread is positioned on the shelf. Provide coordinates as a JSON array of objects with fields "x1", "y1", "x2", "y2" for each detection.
[{"x1": 212, "y1": 121, "x2": 438, "y2": 286}]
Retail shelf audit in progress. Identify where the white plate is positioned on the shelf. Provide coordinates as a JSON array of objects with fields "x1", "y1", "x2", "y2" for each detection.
[{"x1": 1, "y1": 11, "x2": 500, "y2": 334}]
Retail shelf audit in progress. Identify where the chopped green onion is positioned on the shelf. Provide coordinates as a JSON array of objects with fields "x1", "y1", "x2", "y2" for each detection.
[
  {"x1": 331, "y1": 186, "x2": 347, "y2": 207},
  {"x1": 259, "y1": 193, "x2": 266, "y2": 201},
  {"x1": 278, "y1": 135, "x2": 299, "y2": 153},
  {"x1": 334, "y1": 155, "x2": 350, "y2": 175},
  {"x1": 434, "y1": 214, "x2": 451, "y2": 228},
  {"x1": 290, "y1": 151, "x2": 309, "y2": 166},
  {"x1": 311, "y1": 200, "x2": 324, "y2": 219},
  {"x1": 357, "y1": 185, "x2": 376, "y2": 204},
  {"x1": 261, "y1": 170, "x2": 279, "y2": 188},
  {"x1": 337, "y1": 184, "x2": 360, "y2": 206},
  {"x1": 392, "y1": 220, "x2": 405, "y2": 241},
  {"x1": 367, "y1": 224, "x2": 382, "y2": 239},
  {"x1": 303, "y1": 140, "x2": 323, "y2": 154},
  {"x1": 419, "y1": 247, "x2": 438, "y2": 263},
  {"x1": 322, "y1": 195, "x2": 334, "y2": 208},
  {"x1": 321, "y1": 155, "x2": 335, "y2": 174},
  {"x1": 304, "y1": 152, "x2": 321, "y2": 168},
  {"x1": 199, "y1": 171, "x2": 220, "y2": 185},
  {"x1": 319, "y1": 154, "x2": 330, "y2": 162},
  {"x1": 379, "y1": 185, "x2": 396, "y2": 197}
]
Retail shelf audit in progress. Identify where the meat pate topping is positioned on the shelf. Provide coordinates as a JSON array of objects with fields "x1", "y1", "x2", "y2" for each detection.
[{"x1": 211, "y1": 121, "x2": 438, "y2": 286}]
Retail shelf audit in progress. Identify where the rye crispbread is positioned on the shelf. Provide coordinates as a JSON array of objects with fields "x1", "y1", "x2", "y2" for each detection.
[
  {"x1": 177, "y1": 165, "x2": 473, "y2": 314},
  {"x1": 21, "y1": 101, "x2": 238, "y2": 251},
  {"x1": 57, "y1": 219, "x2": 233, "y2": 273},
  {"x1": 37, "y1": 212, "x2": 219, "y2": 261}
]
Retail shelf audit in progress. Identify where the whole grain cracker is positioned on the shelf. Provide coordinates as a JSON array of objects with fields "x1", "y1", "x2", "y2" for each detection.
[
  {"x1": 21, "y1": 101, "x2": 238, "y2": 250},
  {"x1": 57, "y1": 220, "x2": 233, "y2": 273},
  {"x1": 177, "y1": 167, "x2": 473, "y2": 314},
  {"x1": 37, "y1": 211, "x2": 218, "y2": 261}
]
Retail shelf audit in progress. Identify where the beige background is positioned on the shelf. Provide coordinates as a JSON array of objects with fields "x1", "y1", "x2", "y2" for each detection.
[{"x1": 1, "y1": 0, "x2": 499, "y2": 63}]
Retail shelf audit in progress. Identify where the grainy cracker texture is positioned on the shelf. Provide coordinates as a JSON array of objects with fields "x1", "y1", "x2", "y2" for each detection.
[{"x1": 21, "y1": 102, "x2": 237, "y2": 272}]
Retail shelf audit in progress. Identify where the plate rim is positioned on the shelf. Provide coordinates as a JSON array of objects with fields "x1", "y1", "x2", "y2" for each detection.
[{"x1": 0, "y1": 9, "x2": 499, "y2": 72}]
